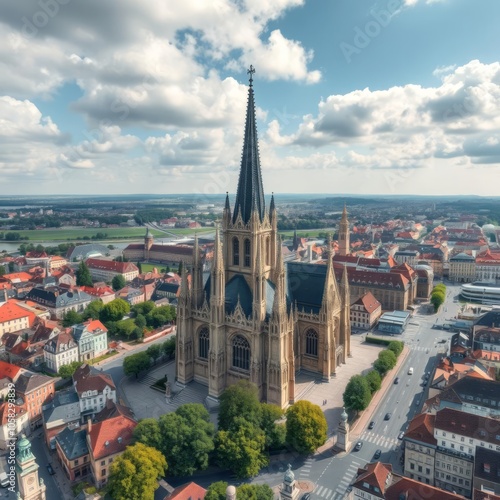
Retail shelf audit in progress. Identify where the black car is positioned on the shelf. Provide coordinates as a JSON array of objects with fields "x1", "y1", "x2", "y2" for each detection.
[
  {"x1": 374, "y1": 449, "x2": 382, "y2": 459},
  {"x1": 384, "y1": 412, "x2": 392, "y2": 420},
  {"x1": 354, "y1": 441, "x2": 363, "y2": 451},
  {"x1": 394, "y1": 377, "x2": 400, "y2": 384},
  {"x1": 368, "y1": 421, "x2": 375, "y2": 429},
  {"x1": 301, "y1": 495, "x2": 311, "y2": 500},
  {"x1": 46, "y1": 464, "x2": 55, "y2": 475}
]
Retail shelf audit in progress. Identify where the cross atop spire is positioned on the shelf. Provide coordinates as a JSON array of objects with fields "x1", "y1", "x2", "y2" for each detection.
[
  {"x1": 247, "y1": 65, "x2": 255, "y2": 87},
  {"x1": 232, "y1": 65, "x2": 265, "y2": 225}
]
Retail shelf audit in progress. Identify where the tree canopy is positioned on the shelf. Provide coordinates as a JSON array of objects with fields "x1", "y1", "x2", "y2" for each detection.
[
  {"x1": 218, "y1": 380, "x2": 262, "y2": 431},
  {"x1": 343, "y1": 375, "x2": 372, "y2": 413},
  {"x1": 365, "y1": 370, "x2": 382, "y2": 394},
  {"x1": 374, "y1": 349, "x2": 397, "y2": 376},
  {"x1": 61, "y1": 310, "x2": 83, "y2": 328},
  {"x1": 76, "y1": 260, "x2": 93, "y2": 287},
  {"x1": 107, "y1": 442, "x2": 167, "y2": 500},
  {"x1": 58, "y1": 361, "x2": 83, "y2": 379},
  {"x1": 112, "y1": 274, "x2": 127, "y2": 291},
  {"x1": 100, "y1": 298, "x2": 130, "y2": 323},
  {"x1": 285, "y1": 400, "x2": 327, "y2": 454},
  {"x1": 123, "y1": 352, "x2": 151, "y2": 378}
]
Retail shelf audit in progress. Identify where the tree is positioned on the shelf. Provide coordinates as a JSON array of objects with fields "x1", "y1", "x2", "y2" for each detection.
[
  {"x1": 177, "y1": 261, "x2": 183, "y2": 275},
  {"x1": 107, "y1": 442, "x2": 167, "y2": 500},
  {"x1": 374, "y1": 349, "x2": 397, "y2": 376},
  {"x1": 100, "y1": 298, "x2": 130, "y2": 323},
  {"x1": 387, "y1": 340, "x2": 404, "y2": 358},
  {"x1": 260, "y1": 403, "x2": 285, "y2": 450},
  {"x1": 133, "y1": 418, "x2": 161, "y2": 449},
  {"x1": 132, "y1": 301, "x2": 155, "y2": 316},
  {"x1": 218, "y1": 380, "x2": 262, "y2": 431},
  {"x1": 112, "y1": 274, "x2": 127, "y2": 291},
  {"x1": 237, "y1": 484, "x2": 274, "y2": 500},
  {"x1": 115, "y1": 318, "x2": 137, "y2": 339},
  {"x1": 162, "y1": 336, "x2": 176, "y2": 359},
  {"x1": 76, "y1": 260, "x2": 93, "y2": 287},
  {"x1": 215, "y1": 417, "x2": 268, "y2": 478},
  {"x1": 83, "y1": 300, "x2": 103, "y2": 320},
  {"x1": 58, "y1": 361, "x2": 83, "y2": 379},
  {"x1": 156, "y1": 404, "x2": 215, "y2": 476},
  {"x1": 343, "y1": 375, "x2": 372, "y2": 414},
  {"x1": 205, "y1": 481, "x2": 228, "y2": 500},
  {"x1": 285, "y1": 401, "x2": 327, "y2": 454},
  {"x1": 0, "y1": 266, "x2": 5, "y2": 277},
  {"x1": 135, "y1": 314, "x2": 147, "y2": 329},
  {"x1": 365, "y1": 370, "x2": 382, "y2": 394},
  {"x1": 61, "y1": 310, "x2": 83, "y2": 328},
  {"x1": 123, "y1": 352, "x2": 151, "y2": 378},
  {"x1": 146, "y1": 344, "x2": 162, "y2": 364}
]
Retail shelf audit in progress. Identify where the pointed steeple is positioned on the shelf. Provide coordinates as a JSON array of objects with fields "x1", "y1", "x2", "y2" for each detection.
[
  {"x1": 341, "y1": 203, "x2": 348, "y2": 222},
  {"x1": 232, "y1": 65, "x2": 265, "y2": 224},
  {"x1": 270, "y1": 192, "x2": 275, "y2": 213},
  {"x1": 322, "y1": 234, "x2": 340, "y2": 308},
  {"x1": 225, "y1": 192, "x2": 230, "y2": 211},
  {"x1": 272, "y1": 237, "x2": 286, "y2": 317},
  {"x1": 212, "y1": 224, "x2": 224, "y2": 275},
  {"x1": 192, "y1": 233, "x2": 204, "y2": 308},
  {"x1": 179, "y1": 266, "x2": 190, "y2": 302}
]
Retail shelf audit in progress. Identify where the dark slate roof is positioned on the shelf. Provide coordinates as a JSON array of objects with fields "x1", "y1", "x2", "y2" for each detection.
[
  {"x1": 449, "y1": 376, "x2": 500, "y2": 410},
  {"x1": 16, "y1": 373, "x2": 55, "y2": 394},
  {"x1": 474, "y1": 446, "x2": 500, "y2": 482},
  {"x1": 25, "y1": 287, "x2": 92, "y2": 308},
  {"x1": 43, "y1": 388, "x2": 80, "y2": 424},
  {"x1": 287, "y1": 262, "x2": 327, "y2": 314},
  {"x1": 232, "y1": 77, "x2": 265, "y2": 224},
  {"x1": 155, "y1": 282, "x2": 180, "y2": 294},
  {"x1": 55, "y1": 427, "x2": 88, "y2": 460},
  {"x1": 475, "y1": 309, "x2": 500, "y2": 327},
  {"x1": 225, "y1": 274, "x2": 253, "y2": 317}
]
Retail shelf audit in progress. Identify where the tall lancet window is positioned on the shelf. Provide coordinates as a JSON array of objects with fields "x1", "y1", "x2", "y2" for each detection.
[
  {"x1": 305, "y1": 329, "x2": 318, "y2": 357},
  {"x1": 266, "y1": 237, "x2": 271, "y2": 266},
  {"x1": 232, "y1": 335, "x2": 250, "y2": 371},
  {"x1": 244, "y1": 239, "x2": 251, "y2": 267},
  {"x1": 233, "y1": 237, "x2": 240, "y2": 266},
  {"x1": 198, "y1": 327, "x2": 209, "y2": 359}
]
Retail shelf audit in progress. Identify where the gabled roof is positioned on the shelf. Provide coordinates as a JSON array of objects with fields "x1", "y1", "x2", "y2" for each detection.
[
  {"x1": 0, "y1": 401, "x2": 27, "y2": 425},
  {"x1": 88, "y1": 414, "x2": 136, "y2": 460},
  {"x1": 405, "y1": 413, "x2": 437, "y2": 446},
  {"x1": 385, "y1": 476, "x2": 464, "y2": 499},
  {"x1": 85, "y1": 258, "x2": 139, "y2": 274},
  {"x1": 44, "y1": 332, "x2": 78, "y2": 355},
  {"x1": 0, "y1": 360, "x2": 23, "y2": 382},
  {"x1": 16, "y1": 373, "x2": 54, "y2": 395},
  {"x1": 73, "y1": 364, "x2": 115, "y2": 396},
  {"x1": 352, "y1": 292, "x2": 381, "y2": 314},
  {"x1": 352, "y1": 462, "x2": 392, "y2": 496},
  {"x1": 167, "y1": 482, "x2": 207, "y2": 500},
  {"x1": 0, "y1": 300, "x2": 35, "y2": 325},
  {"x1": 56, "y1": 427, "x2": 89, "y2": 461},
  {"x1": 94, "y1": 399, "x2": 135, "y2": 423}
]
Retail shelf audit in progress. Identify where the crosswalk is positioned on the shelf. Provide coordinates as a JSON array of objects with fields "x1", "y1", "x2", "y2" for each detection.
[
  {"x1": 358, "y1": 430, "x2": 399, "y2": 450},
  {"x1": 311, "y1": 460, "x2": 360, "y2": 499},
  {"x1": 407, "y1": 344, "x2": 432, "y2": 352},
  {"x1": 299, "y1": 457, "x2": 314, "y2": 480}
]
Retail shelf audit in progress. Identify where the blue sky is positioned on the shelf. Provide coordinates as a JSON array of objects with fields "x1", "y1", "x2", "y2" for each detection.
[{"x1": 2, "y1": 0, "x2": 500, "y2": 196}]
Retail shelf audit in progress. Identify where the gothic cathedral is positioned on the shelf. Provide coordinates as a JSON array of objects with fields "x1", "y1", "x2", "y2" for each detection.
[{"x1": 176, "y1": 67, "x2": 351, "y2": 408}]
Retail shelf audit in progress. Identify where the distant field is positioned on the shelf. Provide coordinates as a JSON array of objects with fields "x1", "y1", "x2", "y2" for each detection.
[
  {"x1": 278, "y1": 229, "x2": 333, "y2": 238},
  {"x1": 1, "y1": 226, "x2": 211, "y2": 242},
  {"x1": 139, "y1": 262, "x2": 177, "y2": 273}
]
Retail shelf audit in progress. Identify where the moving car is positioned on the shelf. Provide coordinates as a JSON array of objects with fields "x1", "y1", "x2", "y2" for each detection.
[
  {"x1": 408, "y1": 367, "x2": 414, "y2": 375},
  {"x1": 394, "y1": 377, "x2": 400, "y2": 384},
  {"x1": 384, "y1": 412, "x2": 392, "y2": 420},
  {"x1": 354, "y1": 441, "x2": 363, "y2": 451},
  {"x1": 46, "y1": 464, "x2": 55, "y2": 475},
  {"x1": 368, "y1": 421, "x2": 375, "y2": 429},
  {"x1": 374, "y1": 449, "x2": 382, "y2": 459},
  {"x1": 398, "y1": 431, "x2": 405, "y2": 440}
]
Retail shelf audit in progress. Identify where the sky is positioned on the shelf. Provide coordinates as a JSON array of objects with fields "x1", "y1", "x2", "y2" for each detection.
[{"x1": 2, "y1": 0, "x2": 500, "y2": 197}]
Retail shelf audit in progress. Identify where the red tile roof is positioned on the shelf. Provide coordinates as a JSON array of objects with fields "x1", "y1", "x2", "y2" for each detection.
[
  {"x1": 85, "y1": 258, "x2": 139, "y2": 274},
  {"x1": 386, "y1": 476, "x2": 464, "y2": 499},
  {"x1": 0, "y1": 401, "x2": 27, "y2": 425},
  {"x1": 405, "y1": 413, "x2": 436, "y2": 446},
  {"x1": 73, "y1": 364, "x2": 116, "y2": 396},
  {"x1": 0, "y1": 360, "x2": 23, "y2": 382},
  {"x1": 88, "y1": 414, "x2": 136, "y2": 460},
  {"x1": 83, "y1": 319, "x2": 108, "y2": 333},
  {"x1": 167, "y1": 481, "x2": 207, "y2": 500},
  {"x1": 352, "y1": 292, "x2": 381, "y2": 314},
  {"x1": 0, "y1": 300, "x2": 35, "y2": 325},
  {"x1": 0, "y1": 272, "x2": 33, "y2": 283},
  {"x1": 353, "y1": 462, "x2": 392, "y2": 495}
]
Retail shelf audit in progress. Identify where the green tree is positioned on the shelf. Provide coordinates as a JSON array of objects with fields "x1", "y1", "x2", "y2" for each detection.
[
  {"x1": 343, "y1": 375, "x2": 372, "y2": 414},
  {"x1": 155, "y1": 404, "x2": 215, "y2": 476},
  {"x1": 115, "y1": 318, "x2": 137, "y2": 339},
  {"x1": 215, "y1": 417, "x2": 268, "y2": 478},
  {"x1": 61, "y1": 310, "x2": 83, "y2": 328},
  {"x1": 58, "y1": 361, "x2": 83, "y2": 379},
  {"x1": 107, "y1": 442, "x2": 167, "y2": 500},
  {"x1": 260, "y1": 403, "x2": 285, "y2": 450},
  {"x1": 387, "y1": 340, "x2": 404, "y2": 358},
  {"x1": 205, "y1": 481, "x2": 228, "y2": 500},
  {"x1": 132, "y1": 301, "x2": 155, "y2": 316},
  {"x1": 365, "y1": 370, "x2": 382, "y2": 394},
  {"x1": 83, "y1": 300, "x2": 103, "y2": 320},
  {"x1": 133, "y1": 418, "x2": 161, "y2": 449},
  {"x1": 374, "y1": 349, "x2": 397, "y2": 376},
  {"x1": 285, "y1": 400, "x2": 327, "y2": 454},
  {"x1": 0, "y1": 266, "x2": 5, "y2": 277},
  {"x1": 112, "y1": 274, "x2": 127, "y2": 291},
  {"x1": 123, "y1": 352, "x2": 151, "y2": 378},
  {"x1": 135, "y1": 314, "x2": 147, "y2": 329},
  {"x1": 76, "y1": 260, "x2": 93, "y2": 287},
  {"x1": 431, "y1": 291, "x2": 445, "y2": 312},
  {"x1": 100, "y1": 298, "x2": 130, "y2": 323},
  {"x1": 237, "y1": 484, "x2": 274, "y2": 500},
  {"x1": 218, "y1": 380, "x2": 262, "y2": 431},
  {"x1": 146, "y1": 344, "x2": 162, "y2": 364},
  {"x1": 162, "y1": 336, "x2": 176, "y2": 359}
]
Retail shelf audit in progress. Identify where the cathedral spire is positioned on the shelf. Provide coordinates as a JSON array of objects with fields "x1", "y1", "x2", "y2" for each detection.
[{"x1": 232, "y1": 65, "x2": 265, "y2": 224}]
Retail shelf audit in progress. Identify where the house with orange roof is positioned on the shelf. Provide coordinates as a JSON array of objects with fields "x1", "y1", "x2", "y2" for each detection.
[
  {"x1": 86, "y1": 412, "x2": 137, "y2": 488},
  {"x1": 79, "y1": 285, "x2": 115, "y2": 304},
  {"x1": 0, "y1": 401, "x2": 29, "y2": 449},
  {"x1": 49, "y1": 255, "x2": 68, "y2": 271},
  {"x1": 0, "y1": 360, "x2": 25, "y2": 383},
  {"x1": 476, "y1": 250, "x2": 500, "y2": 282},
  {"x1": 72, "y1": 320, "x2": 108, "y2": 362},
  {"x1": 0, "y1": 298, "x2": 36, "y2": 336},
  {"x1": 0, "y1": 271, "x2": 33, "y2": 285},
  {"x1": 350, "y1": 292, "x2": 382, "y2": 330},
  {"x1": 166, "y1": 482, "x2": 207, "y2": 499}
]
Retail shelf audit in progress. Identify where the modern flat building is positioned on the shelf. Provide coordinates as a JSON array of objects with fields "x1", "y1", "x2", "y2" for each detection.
[{"x1": 377, "y1": 310, "x2": 411, "y2": 334}]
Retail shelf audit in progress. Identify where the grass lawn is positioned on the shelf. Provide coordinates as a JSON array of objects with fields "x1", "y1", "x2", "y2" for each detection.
[
  {"x1": 140, "y1": 262, "x2": 177, "y2": 273},
  {"x1": 88, "y1": 351, "x2": 119, "y2": 365},
  {"x1": 278, "y1": 229, "x2": 334, "y2": 238}
]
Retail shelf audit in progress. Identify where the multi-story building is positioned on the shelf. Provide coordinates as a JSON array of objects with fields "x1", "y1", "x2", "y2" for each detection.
[
  {"x1": 55, "y1": 427, "x2": 90, "y2": 483},
  {"x1": 449, "y1": 253, "x2": 476, "y2": 283},
  {"x1": 115, "y1": 286, "x2": 144, "y2": 305},
  {"x1": 72, "y1": 320, "x2": 108, "y2": 362},
  {"x1": 350, "y1": 292, "x2": 382, "y2": 330},
  {"x1": 73, "y1": 364, "x2": 116, "y2": 418},
  {"x1": 44, "y1": 332, "x2": 79, "y2": 373},
  {"x1": 476, "y1": 250, "x2": 500, "y2": 282},
  {"x1": 24, "y1": 287, "x2": 93, "y2": 319},
  {"x1": 15, "y1": 373, "x2": 55, "y2": 429},
  {"x1": 86, "y1": 413, "x2": 136, "y2": 488},
  {"x1": 0, "y1": 294, "x2": 36, "y2": 336},
  {"x1": 394, "y1": 250, "x2": 419, "y2": 266},
  {"x1": 0, "y1": 401, "x2": 30, "y2": 449},
  {"x1": 473, "y1": 447, "x2": 500, "y2": 496},
  {"x1": 85, "y1": 258, "x2": 139, "y2": 283}
]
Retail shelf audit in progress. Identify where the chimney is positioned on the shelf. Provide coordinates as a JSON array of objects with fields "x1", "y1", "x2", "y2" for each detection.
[{"x1": 87, "y1": 417, "x2": 92, "y2": 433}]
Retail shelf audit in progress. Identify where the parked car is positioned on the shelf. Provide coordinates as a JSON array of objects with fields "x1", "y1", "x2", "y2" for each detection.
[
  {"x1": 46, "y1": 464, "x2": 55, "y2": 475},
  {"x1": 398, "y1": 431, "x2": 405, "y2": 440},
  {"x1": 368, "y1": 421, "x2": 375, "y2": 429},
  {"x1": 302, "y1": 494, "x2": 311, "y2": 500},
  {"x1": 374, "y1": 449, "x2": 382, "y2": 459},
  {"x1": 354, "y1": 441, "x2": 363, "y2": 451},
  {"x1": 384, "y1": 412, "x2": 392, "y2": 420},
  {"x1": 394, "y1": 377, "x2": 400, "y2": 384}
]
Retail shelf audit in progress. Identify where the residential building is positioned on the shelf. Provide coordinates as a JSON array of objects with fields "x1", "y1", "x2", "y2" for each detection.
[
  {"x1": 85, "y1": 258, "x2": 139, "y2": 283},
  {"x1": 0, "y1": 401, "x2": 30, "y2": 449},
  {"x1": 476, "y1": 251, "x2": 500, "y2": 282},
  {"x1": 55, "y1": 427, "x2": 90, "y2": 482},
  {"x1": 24, "y1": 286, "x2": 93, "y2": 319},
  {"x1": 450, "y1": 253, "x2": 476, "y2": 283},
  {"x1": 16, "y1": 373, "x2": 55, "y2": 429},
  {"x1": 167, "y1": 482, "x2": 207, "y2": 499},
  {"x1": 350, "y1": 292, "x2": 382, "y2": 330},
  {"x1": 394, "y1": 250, "x2": 419, "y2": 266},
  {"x1": 49, "y1": 255, "x2": 68, "y2": 271},
  {"x1": 86, "y1": 413, "x2": 136, "y2": 488},
  {"x1": 0, "y1": 296, "x2": 36, "y2": 336},
  {"x1": 79, "y1": 285, "x2": 115, "y2": 304},
  {"x1": 73, "y1": 364, "x2": 116, "y2": 418},
  {"x1": 72, "y1": 320, "x2": 108, "y2": 362},
  {"x1": 115, "y1": 286, "x2": 144, "y2": 305},
  {"x1": 474, "y1": 447, "x2": 500, "y2": 496},
  {"x1": 44, "y1": 332, "x2": 79, "y2": 373}
]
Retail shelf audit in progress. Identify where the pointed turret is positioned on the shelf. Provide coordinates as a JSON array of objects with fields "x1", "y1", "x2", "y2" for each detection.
[
  {"x1": 322, "y1": 234, "x2": 339, "y2": 308},
  {"x1": 192, "y1": 234, "x2": 204, "y2": 308},
  {"x1": 232, "y1": 65, "x2": 265, "y2": 225},
  {"x1": 340, "y1": 263, "x2": 351, "y2": 359},
  {"x1": 210, "y1": 225, "x2": 225, "y2": 325},
  {"x1": 223, "y1": 192, "x2": 231, "y2": 230},
  {"x1": 179, "y1": 266, "x2": 190, "y2": 302},
  {"x1": 272, "y1": 237, "x2": 286, "y2": 318},
  {"x1": 338, "y1": 204, "x2": 350, "y2": 256},
  {"x1": 253, "y1": 234, "x2": 266, "y2": 322}
]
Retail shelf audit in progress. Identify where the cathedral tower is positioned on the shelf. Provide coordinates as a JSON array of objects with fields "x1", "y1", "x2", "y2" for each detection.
[{"x1": 338, "y1": 205, "x2": 350, "y2": 256}]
